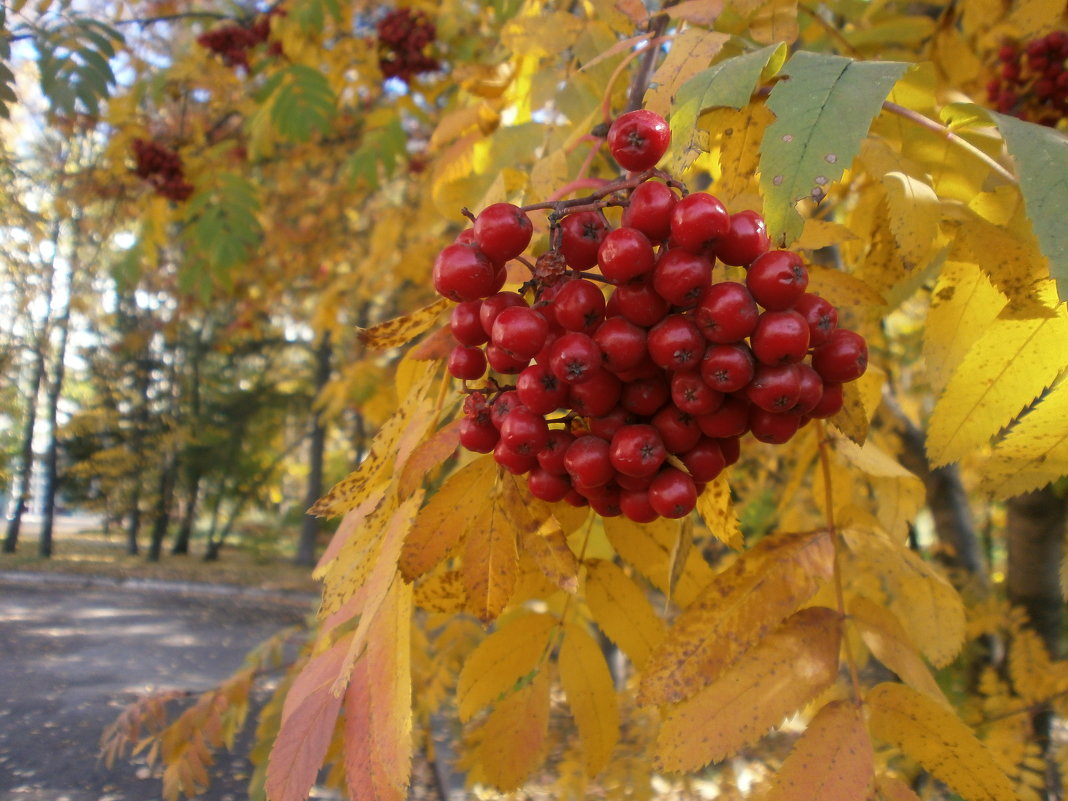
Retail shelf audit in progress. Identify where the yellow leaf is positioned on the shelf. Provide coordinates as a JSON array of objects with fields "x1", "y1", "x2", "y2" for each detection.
[
  {"x1": 456, "y1": 612, "x2": 555, "y2": 721},
  {"x1": 806, "y1": 266, "x2": 887, "y2": 308},
  {"x1": 875, "y1": 774, "x2": 924, "y2": 801},
  {"x1": 924, "y1": 261, "x2": 1007, "y2": 398},
  {"x1": 502, "y1": 475, "x2": 579, "y2": 593},
  {"x1": 696, "y1": 475, "x2": 743, "y2": 550},
  {"x1": 654, "y1": 607, "x2": 841, "y2": 772},
  {"x1": 931, "y1": 27, "x2": 983, "y2": 87},
  {"x1": 584, "y1": 559, "x2": 666, "y2": 670},
  {"x1": 951, "y1": 208, "x2": 1049, "y2": 303},
  {"x1": 981, "y1": 378, "x2": 1068, "y2": 499},
  {"x1": 357, "y1": 298, "x2": 449, "y2": 350},
  {"x1": 476, "y1": 670, "x2": 551, "y2": 791},
  {"x1": 831, "y1": 433, "x2": 925, "y2": 539},
  {"x1": 850, "y1": 595, "x2": 949, "y2": 706},
  {"x1": 413, "y1": 569, "x2": 466, "y2": 614},
  {"x1": 714, "y1": 103, "x2": 776, "y2": 204},
  {"x1": 867, "y1": 683, "x2": 1018, "y2": 801},
  {"x1": 603, "y1": 515, "x2": 715, "y2": 607},
  {"x1": 666, "y1": 516, "x2": 694, "y2": 607},
  {"x1": 500, "y1": 12, "x2": 584, "y2": 58},
  {"x1": 1008, "y1": 628, "x2": 1055, "y2": 704},
  {"x1": 528, "y1": 148, "x2": 569, "y2": 205},
  {"x1": 398, "y1": 455, "x2": 496, "y2": 582},
  {"x1": 463, "y1": 479, "x2": 519, "y2": 623},
  {"x1": 833, "y1": 380, "x2": 871, "y2": 445},
  {"x1": 762, "y1": 700, "x2": 874, "y2": 801},
  {"x1": 646, "y1": 29, "x2": 730, "y2": 119},
  {"x1": 397, "y1": 419, "x2": 460, "y2": 498},
  {"x1": 343, "y1": 579, "x2": 413, "y2": 801},
  {"x1": 881, "y1": 171, "x2": 941, "y2": 271},
  {"x1": 927, "y1": 309, "x2": 1068, "y2": 467},
  {"x1": 639, "y1": 530, "x2": 835, "y2": 706},
  {"x1": 559, "y1": 623, "x2": 620, "y2": 777},
  {"x1": 844, "y1": 529, "x2": 965, "y2": 667},
  {"x1": 1007, "y1": 0, "x2": 1065, "y2": 39},
  {"x1": 310, "y1": 412, "x2": 404, "y2": 518},
  {"x1": 665, "y1": 0, "x2": 727, "y2": 24},
  {"x1": 795, "y1": 219, "x2": 858, "y2": 252}
]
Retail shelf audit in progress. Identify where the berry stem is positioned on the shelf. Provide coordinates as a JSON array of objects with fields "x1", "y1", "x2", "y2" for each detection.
[{"x1": 814, "y1": 419, "x2": 864, "y2": 706}]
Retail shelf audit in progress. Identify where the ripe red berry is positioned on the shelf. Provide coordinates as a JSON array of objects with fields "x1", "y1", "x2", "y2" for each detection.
[
  {"x1": 748, "y1": 409, "x2": 802, "y2": 444},
  {"x1": 560, "y1": 211, "x2": 609, "y2": 270},
  {"x1": 648, "y1": 467, "x2": 697, "y2": 518},
  {"x1": 793, "y1": 364, "x2": 825, "y2": 415},
  {"x1": 812, "y1": 329, "x2": 868, "y2": 383},
  {"x1": 612, "y1": 280, "x2": 671, "y2": 327},
  {"x1": 695, "y1": 282, "x2": 759, "y2": 343},
  {"x1": 450, "y1": 300, "x2": 488, "y2": 346},
  {"x1": 486, "y1": 344, "x2": 529, "y2": 374},
  {"x1": 793, "y1": 293, "x2": 838, "y2": 346},
  {"x1": 620, "y1": 373, "x2": 670, "y2": 416},
  {"x1": 492, "y1": 306, "x2": 549, "y2": 361},
  {"x1": 594, "y1": 316, "x2": 648, "y2": 373},
  {"x1": 681, "y1": 437, "x2": 726, "y2": 482},
  {"x1": 746, "y1": 363, "x2": 802, "y2": 412},
  {"x1": 670, "y1": 192, "x2": 730, "y2": 256},
  {"x1": 610, "y1": 424, "x2": 667, "y2": 478},
  {"x1": 433, "y1": 243, "x2": 498, "y2": 301},
  {"x1": 479, "y1": 291, "x2": 527, "y2": 336},
  {"x1": 564, "y1": 435, "x2": 615, "y2": 488},
  {"x1": 620, "y1": 489, "x2": 659, "y2": 522},
  {"x1": 585, "y1": 484, "x2": 623, "y2": 517},
  {"x1": 538, "y1": 429, "x2": 576, "y2": 474},
  {"x1": 598, "y1": 227, "x2": 656, "y2": 283},
  {"x1": 647, "y1": 314, "x2": 704, "y2": 371},
  {"x1": 622, "y1": 180, "x2": 677, "y2": 241},
  {"x1": 652, "y1": 404, "x2": 703, "y2": 453},
  {"x1": 745, "y1": 250, "x2": 809, "y2": 310},
  {"x1": 553, "y1": 279, "x2": 606, "y2": 333},
  {"x1": 750, "y1": 310, "x2": 810, "y2": 365},
  {"x1": 549, "y1": 332, "x2": 603, "y2": 385},
  {"x1": 697, "y1": 396, "x2": 750, "y2": 438},
  {"x1": 448, "y1": 344, "x2": 487, "y2": 380},
  {"x1": 527, "y1": 467, "x2": 572, "y2": 502},
  {"x1": 568, "y1": 369, "x2": 623, "y2": 417},
  {"x1": 607, "y1": 109, "x2": 671, "y2": 172},
  {"x1": 700, "y1": 343, "x2": 755, "y2": 393},
  {"x1": 808, "y1": 382, "x2": 844, "y2": 418},
  {"x1": 671, "y1": 371, "x2": 724, "y2": 415},
  {"x1": 489, "y1": 390, "x2": 522, "y2": 429},
  {"x1": 716, "y1": 209, "x2": 770, "y2": 266},
  {"x1": 494, "y1": 439, "x2": 539, "y2": 474},
  {"x1": 588, "y1": 406, "x2": 640, "y2": 440},
  {"x1": 459, "y1": 416, "x2": 499, "y2": 453},
  {"x1": 473, "y1": 203, "x2": 533, "y2": 263},
  {"x1": 500, "y1": 407, "x2": 550, "y2": 455},
  {"x1": 652, "y1": 249, "x2": 713, "y2": 307},
  {"x1": 516, "y1": 363, "x2": 569, "y2": 415}
]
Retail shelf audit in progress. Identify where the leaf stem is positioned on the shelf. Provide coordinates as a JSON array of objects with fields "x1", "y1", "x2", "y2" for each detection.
[{"x1": 814, "y1": 420, "x2": 865, "y2": 705}]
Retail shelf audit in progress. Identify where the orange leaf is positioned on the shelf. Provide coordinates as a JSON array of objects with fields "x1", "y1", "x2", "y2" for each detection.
[
  {"x1": 639, "y1": 529, "x2": 834, "y2": 706},
  {"x1": 397, "y1": 419, "x2": 460, "y2": 497},
  {"x1": 357, "y1": 297, "x2": 449, "y2": 349},
  {"x1": 343, "y1": 579, "x2": 413, "y2": 801},
  {"x1": 476, "y1": 670, "x2": 551, "y2": 791},
  {"x1": 655, "y1": 607, "x2": 842, "y2": 772},
  {"x1": 763, "y1": 700, "x2": 874, "y2": 801},
  {"x1": 463, "y1": 476, "x2": 518, "y2": 623},
  {"x1": 584, "y1": 559, "x2": 666, "y2": 670}
]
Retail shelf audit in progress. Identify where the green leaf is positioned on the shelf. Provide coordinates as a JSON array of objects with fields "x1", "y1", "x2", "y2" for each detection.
[
  {"x1": 348, "y1": 116, "x2": 407, "y2": 189},
  {"x1": 268, "y1": 65, "x2": 336, "y2": 142},
  {"x1": 759, "y1": 53, "x2": 908, "y2": 246},
  {"x1": 185, "y1": 173, "x2": 263, "y2": 275},
  {"x1": 668, "y1": 43, "x2": 786, "y2": 173},
  {"x1": 991, "y1": 113, "x2": 1068, "y2": 303},
  {"x1": 289, "y1": 0, "x2": 342, "y2": 33}
]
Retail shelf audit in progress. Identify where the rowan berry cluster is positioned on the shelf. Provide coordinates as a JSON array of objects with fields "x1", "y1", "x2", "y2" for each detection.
[
  {"x1": 131, "y1": 138, "x2": 195, "y2": 202},
  {"x1": 436, "y1": 110, "x2": 867, "y2": 522},
  {"x1": 987, "y1": 30, "x2": 1068, "y2": 127},
  {"x1": 376, "y1": 7, "x2": 439, "y2": 82},
  {"x1": 196, "y1": 10, "x2": 281, "y2": 72}
]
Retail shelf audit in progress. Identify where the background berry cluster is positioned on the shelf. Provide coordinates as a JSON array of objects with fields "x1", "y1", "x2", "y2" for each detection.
[
  {"x1": 434, "y1": 110, "x2": 868, "y2": 523},
  {"x1": 131, "y1": 138, "x2": 195, "y2": 202},
  {"x1": 376, "y1": 7, "x2": 439, "y2": 83},
  {"x1": 987, "y1": 30, "x2": 1068, "y2": 128},
  {"x1": 196, "y1": 9, "x2": 282, "y2": 73}
]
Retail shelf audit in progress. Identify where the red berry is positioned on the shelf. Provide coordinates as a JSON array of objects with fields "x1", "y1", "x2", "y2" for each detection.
[
  {"x1": 486, "y1": 344, "x2": 529, "y2": 374},
  {"x1": 560, "y1": 211, "x2": 609, "y2": 270},
  {"x1": 569, "y1": 369, "x2": 623, "y2": 417},
  {"x1": 717, "y1": 210, "x2": 770, "y2": 266},
  {"x1": 489, "y1": 390, "x2": 522, "y2": 429},
  {"x1": 622, "y1": 180, "x2": 677, "y2": 241},
  {"x1": 549, "y1": 332, "x2": 603, "y2": 385},
  {"x1": 812, "y1": 329, "x2": 868, "y2": 383},
  {"x1": 607, "y1": 109, "x2": 671, "y2": 172},
  {"x1": 553, "y1": 279, "x2": 606, "y2": 333},
  {"x1": 610, "y1": 424, "x2": 667, "y2": 478},
  {"x1": 594, "y1": 316, "x2": 648, "y2": 373},
  {"x1": 670, "y1": 192, "x2": 729, "y2": 256},
  {"x1": 598, "y1": 227, "x2": 656, "y2": 283},
  {"x1": 745, "y1": 250, "x2": 808, "y2": 310},
  {"x1": 647, "y1": 314, "x2": 704, "y2": 371},
  {"x1": 719, "y1": 436, "x2": 741, "y2": 466},
  {"x1": 695, "y1": 282, "x2": 760, "y2": 343},
  {"x1": 479, "y1": 291, "x2": 527, "y2": 336},
  {"x1": 746, "y1": 363, "x2": 803, "y2": 413},
  {"x1": 494, "y1": 439, "x2": 539, "y2": 474},
  {"x1": 538, "y1": 429, "x2": 576, "y2": 474},
  {"x1": 474, "y1": 203, "x2": 533, "y2": 263},
  {"x1": 652, "y1": 248, "x2": 713, "y2": 306},
  {"x1": 500, "y1": 407, "x2": 550, "y2": 455},
  {"x1": 564, "y1": 435, "x2": 615, "y2": 488},
  {"x1": 516, "y1": 364, "x2": 569, "y2": 415},
  {"x1": 528, "y1": 467, "x2": 572, "y2": 502},
  {"x1": 620, "y1": 373, "x2": 670, "y2": 416},
  {"x1": 748, "y1": 408, "x2": 802, "y2": 444},
  {"x1": 433, "y1": 243, "x2": 498, "y2": 301},
  {"x1": 671, "y1": 371, "x2": 724, "y2": 416},
  {"x1": 793, "y1": 293, "x2": 837, "y2": 346},
  {"x1": 491, "y1": 306, "x2": 549, "y2": 361},
  {"x1": 620, "y1": 489, "x2": 659, "y2": 523},
  {"x1": 612, "y1": 280, "x2": 671, "y2": 327},
  {"x1": 459, "y1": 416, "x2": 499, "y2": 453},
  {"x1": 448, "y1": 344, "x2": 488, "y2": 380},
  {"x1": 450, "y1": 300, "x2": 488, "y2": 346},
  {"x1": 793, "y1": 364, "x2": 825, "y2": 415},
  {"x1": 588, "y1": 406, "x2": 640, "y2": 440},
  {"x1": 652, "y1": 404, "x2": 703, "y2": 453},
  {"x1": 697, "y1": 396, "x2": 750, "y2": 438},
  {"x1": 751, "y1": 310, "x2": 810, "y2": 365},
  {"x1": 700, "y1": 343, "x2": 755, "y2": 393},
  {"x1": 681, "y1": 437, "x2": 726, "y2": 482},
  {"x1": 648, "y1": 467, "x2": 697, "y2": 518},
  {"x1": 586, "y1": 484, "x2": 623, "y2": 517}
]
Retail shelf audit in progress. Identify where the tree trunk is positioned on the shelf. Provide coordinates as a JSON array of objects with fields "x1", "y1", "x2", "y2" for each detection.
[
  {"x1": 3, "y1": 345, "x2": 45, "y2": 554},
  {"x1": 124, "y1": 357, "x2": 152, "y2": 556},
  {"x1": 37, "y1": 293, "x2": 72, "y2": 559},
  {"x1": 171, "y1": 325, "x2": 204, "y2": 556},
  {"x1": 295, "y1": 332, "x2": 331, "y2": 567},
  {"x1": 171, "y1": 470, "x2": 201, "y2": 555},
  {"x1": 147, "y1": 454, "x2": 178, "y2": 562}
]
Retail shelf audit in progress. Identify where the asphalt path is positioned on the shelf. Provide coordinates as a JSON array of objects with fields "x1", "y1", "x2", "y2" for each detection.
[{"x1": 0, "y1": 577, "x2": 316, "y2": 801}]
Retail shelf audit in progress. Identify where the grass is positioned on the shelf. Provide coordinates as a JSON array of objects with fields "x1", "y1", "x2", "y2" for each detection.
[{"x1": 0, "y1": 520, "x2": 321, "y2": 595}]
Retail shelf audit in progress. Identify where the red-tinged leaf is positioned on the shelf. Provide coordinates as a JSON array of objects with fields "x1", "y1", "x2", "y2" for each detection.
[
  {"x1": 867, "y1": 683, "x2": 1017, "y2": 801},
  {"x1": 559, "y1": 623, "x2": 620, "y2": 777},
  {"x1": 265, "y1": 637, "x2": 349, "y2": 801},
  {"x1": 313, "y1": 488, "x2": 388, "y2": 580},
  {"x1": 476, "y1": 670, "x2": 551, "y2": 791},
  {"x1": 398, "y1": 455, "x2": 496, "y2": 582},
  {"x1": 408, "y1": 323, "x2": 453, "y2": 361},
  {"x1": 344, "y1": 579, "x2": 413, "y2": 801},
  {"x1": 655, "y1": 607, "x2": 842, "y2": 772},
  {"x1": 763, "y1": 700, "x2": 874, "y2": 801},
  {"x1": 665, "y1": 0, "x2": 726, "y2": 24},
  {"x1": 463, "y1": 476, "x2": 518, "y2": 623},
  {"x1": 639, "y1": 530, "x2": 834, "y2": 706},
  {"x1": 875, "y1": 774, "x2": 924, "y2": 801},
  {"x1": 357, "y1": 297, "x2": 449, "y2": 349},
  {"x1": 398, "y1": 419, "x2": 460, "y2": 497},
  {"x1": 584, "y1": 559, "x2": 666, "y2": 670},
  {"x1": 456, "y1": 612, "x2": 556, "y2": 721}
]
